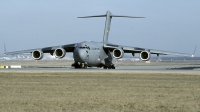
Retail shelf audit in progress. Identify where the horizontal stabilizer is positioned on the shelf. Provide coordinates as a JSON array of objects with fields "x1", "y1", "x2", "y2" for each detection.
[
  {"x1": 78, "y1": 15, "x2": 106, "y2": 18},
  {"x1": 78, "y1": 15, "x2": 145, "y2": 18},
  {"x1": 112, "y1": 15, "x2": 145, "y2": 18}
]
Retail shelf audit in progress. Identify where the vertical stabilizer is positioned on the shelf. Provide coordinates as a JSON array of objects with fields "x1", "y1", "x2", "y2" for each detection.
[
  {"x1": 103, "y1": 11, "x2": 112, "y2": 43},
  {"x1": 78, "y1": 11, "x2": 144, "y2": 45}
]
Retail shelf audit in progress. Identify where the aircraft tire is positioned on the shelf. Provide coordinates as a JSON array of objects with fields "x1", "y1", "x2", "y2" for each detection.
[
  {"x1": 83, "y1": 64, "x2": 87, "y2": 68},
  {"x1": 74, "y1": 63, "x2": 81, "y2": 69}
]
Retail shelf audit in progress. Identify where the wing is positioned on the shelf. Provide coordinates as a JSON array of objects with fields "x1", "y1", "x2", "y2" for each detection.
[
  {"x1": 5, "y1": 43, "x2": 76, "y2": 55},
  {"x1": 104, "y1": 43, "x2": 192, "y2": 57}
]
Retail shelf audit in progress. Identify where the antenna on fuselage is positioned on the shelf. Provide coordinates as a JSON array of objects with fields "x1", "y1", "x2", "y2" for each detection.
[{"x1": 78, "y1": 11, "x2": 144, "y2": 45}]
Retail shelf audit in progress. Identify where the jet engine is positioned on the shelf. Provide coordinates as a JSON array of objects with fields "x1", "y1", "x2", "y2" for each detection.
[
  {"x1": 32, "y1": 50, "x2": 43, "y2": 60},
  {"x1": 54, "y1": 48, "x2": 66, "y2": 58},
  {"x1": 140, "y1": 51, "x2": 151, "y2": 61},
  {"x1": 113, "y1": 48, "x2": 124, "y2": 59}
]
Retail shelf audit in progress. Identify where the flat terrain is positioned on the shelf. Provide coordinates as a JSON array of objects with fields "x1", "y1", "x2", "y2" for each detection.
[
  {"x1": 1, "y1": 60, "x2": 200, "y2": 73},
  {"x1": 1, "y1": 60, "x2": 200, "y2": 67},
  {"x1": 0, "y1": 71, "x2": 200, "y2": 112}
]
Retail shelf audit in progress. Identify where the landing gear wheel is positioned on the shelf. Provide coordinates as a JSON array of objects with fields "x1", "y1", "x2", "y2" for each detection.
[
  {"x1": 74, "y1": 63, "x2": 81, "y2": 69},
  {"x1": 81, "y1": 63, "x2": 84, "y2": 68},
  {"x1": 75, "y1": 65, "x2": 80, "y2": 69},
  {"x1": 111, "y1": 65, "x2": 115, "y2": 69},
  {"x1": 83, "y1": 64, "x2": 87, "y2": 68}
]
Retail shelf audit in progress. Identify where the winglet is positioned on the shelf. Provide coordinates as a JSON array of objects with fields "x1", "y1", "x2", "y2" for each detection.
[
  {"x1": 4, "y1": 43, "x2": 7, "y2": 55},
  {"x1": 191, "y1": 45, "x2": 197, "y2": 57}
]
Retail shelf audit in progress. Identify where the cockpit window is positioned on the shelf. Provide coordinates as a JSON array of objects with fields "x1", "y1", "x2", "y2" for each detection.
[
  {"x1": 79, "y1": 46, "x2": 90, "y2": 49},
  {"x1": 79, "y1": 46, "x2": 85, "y2": 49}
]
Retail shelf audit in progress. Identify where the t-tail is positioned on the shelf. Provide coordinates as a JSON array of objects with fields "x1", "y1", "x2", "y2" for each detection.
[{"x1": 78, "y1": 11, "x2": 144, "y2": 45}]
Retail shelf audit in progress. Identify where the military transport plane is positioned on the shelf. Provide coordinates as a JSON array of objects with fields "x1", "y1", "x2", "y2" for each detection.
[{"x1": 6, "y1": 11, "x2": 193, "y2": 69}]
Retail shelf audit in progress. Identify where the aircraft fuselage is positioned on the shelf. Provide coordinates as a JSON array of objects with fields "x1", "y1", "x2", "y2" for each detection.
[{"x1": 73, "y1": 41, "x2": 109, "y2": 68}]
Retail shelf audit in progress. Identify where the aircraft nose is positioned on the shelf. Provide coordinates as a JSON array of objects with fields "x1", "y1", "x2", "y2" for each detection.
[{"x1": 77, "y1": 49, "x2": 87, "y2": 62}]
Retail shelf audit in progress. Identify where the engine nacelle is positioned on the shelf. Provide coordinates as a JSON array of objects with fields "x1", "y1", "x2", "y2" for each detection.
[
  {"x1": 140, "y1": 51, "x2": 151, "y2": 61},
  {"x1": 54, "y1": 48, "x2": 66, "y2": 58},
  {"x1": 113, "y1": 48, "x2": 124, "y2": 59},
  {"x1": 32, "y1": 50, "x2": 43, "y2": 60}
]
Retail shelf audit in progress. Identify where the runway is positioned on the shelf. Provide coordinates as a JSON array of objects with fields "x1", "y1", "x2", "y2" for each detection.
[{"x1": 1, "y1": 65, "x2": 200, "y2": 73}]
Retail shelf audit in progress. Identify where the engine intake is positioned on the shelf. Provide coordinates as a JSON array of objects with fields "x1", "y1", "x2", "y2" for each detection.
[
  {"x1": 140, "y1": 51, "x2": 151, "y2": 61},
  {"x1": 113, "y1": 48, "x2": 124, "y2": 59},
  {"x1": 32, "y1": 50, "x2": 43, "y2": 60},
  {"x1": 54, "y1": 48, "x2": 66, "y2": 58}
]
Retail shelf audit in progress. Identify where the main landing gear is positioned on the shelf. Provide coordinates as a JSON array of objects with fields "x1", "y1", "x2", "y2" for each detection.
[
  {"x1": 71, "y1": 62, "x2": 116, "y2": 69},
  {"x1": 103, "y1": 64, "x2": 115, "y2": 69}
]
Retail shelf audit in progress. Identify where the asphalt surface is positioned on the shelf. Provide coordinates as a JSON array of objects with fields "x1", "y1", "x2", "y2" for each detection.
[{"x1": 1, "y1": 65, "x2": 200, "y2": 73}]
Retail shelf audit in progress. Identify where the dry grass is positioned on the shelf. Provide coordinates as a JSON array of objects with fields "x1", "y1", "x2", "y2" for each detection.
[{"x1": 0, "y1": 71, "x2": 200, "y2": 112}]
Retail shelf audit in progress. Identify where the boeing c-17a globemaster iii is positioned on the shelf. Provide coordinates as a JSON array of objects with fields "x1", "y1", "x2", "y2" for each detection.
[{"x1": 6, "y1": 11, "x2": 193, "y2": 69}]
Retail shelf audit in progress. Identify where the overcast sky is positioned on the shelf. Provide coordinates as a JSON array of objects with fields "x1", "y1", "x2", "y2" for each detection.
[{"x1": 0, "y1": 0, "x2": 200, "y2": 56}]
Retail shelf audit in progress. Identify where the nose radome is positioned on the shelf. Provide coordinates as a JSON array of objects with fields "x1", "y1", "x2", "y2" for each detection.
[{"x1": 78, "y1": 49, "x2": 87, "y2": 62}]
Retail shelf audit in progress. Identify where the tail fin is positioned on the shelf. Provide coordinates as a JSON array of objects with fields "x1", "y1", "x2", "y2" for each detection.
[{"x1": 78, "y1": 11, "x2": 144, "y2": 44}]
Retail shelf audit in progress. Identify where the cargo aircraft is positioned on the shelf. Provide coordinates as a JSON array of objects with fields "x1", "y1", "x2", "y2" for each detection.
[{"x1": 6, "y1": 11, "x2": 193, "y2": 69}]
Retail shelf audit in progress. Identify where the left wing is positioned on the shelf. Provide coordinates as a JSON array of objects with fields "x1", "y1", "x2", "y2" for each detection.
[{"x1": 104, "y1": 43, "x2": 192, "y2": 60}]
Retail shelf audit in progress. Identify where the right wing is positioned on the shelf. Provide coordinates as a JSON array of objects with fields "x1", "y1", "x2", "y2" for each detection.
[{"x1": 5, "y1": 43, "x2": 76, "y2": 56}]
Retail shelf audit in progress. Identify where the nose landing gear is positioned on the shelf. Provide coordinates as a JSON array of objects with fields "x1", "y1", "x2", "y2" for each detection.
[{"x1": 71, "y1": 62, "x2": 88, "y2": 69}]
